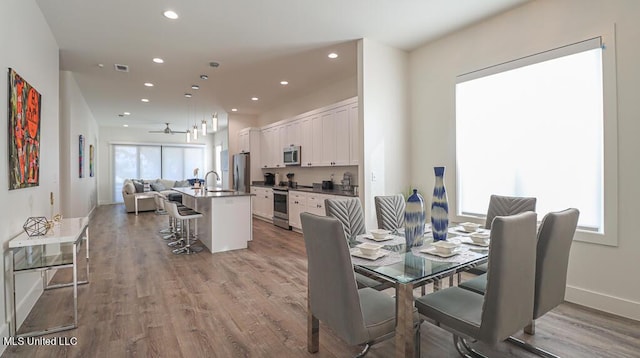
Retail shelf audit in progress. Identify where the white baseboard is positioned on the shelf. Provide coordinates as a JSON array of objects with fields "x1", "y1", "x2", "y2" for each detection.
[{"x1": 565, "y1": 285, "x2": 640, "y2": 321}]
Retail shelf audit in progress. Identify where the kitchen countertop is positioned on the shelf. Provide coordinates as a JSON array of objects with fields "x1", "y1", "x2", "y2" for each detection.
[
  {"x1": 250, "y1": 183, "x2": 357, "y2": 197},
  {"x1": 172, "y1": 187, "x2": 253, "y2": 198}
]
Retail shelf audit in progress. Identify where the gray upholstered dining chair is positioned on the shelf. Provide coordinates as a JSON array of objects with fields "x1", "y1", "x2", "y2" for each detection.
[
  {"x1": 485, "y1": 194, "x2": 537, "y2": 229},
  {"x1": 324, "y1": 198, "x2": 393, "y2": 291},
  {"x1": 300, "y1": 212, "x2": 420, "y2": 358},
  {"x1": 325, "y1": 197, "x2": 367, "y2": 240},
  {"x1": 415, "y1": 212, "x2": 537, "y2": 357},
  {"x1": 374, "y1": 194, "x2": 406, "y2": 231},
  {"x1": 466, "y1": 194, "x2": 537, "y2": 276}
]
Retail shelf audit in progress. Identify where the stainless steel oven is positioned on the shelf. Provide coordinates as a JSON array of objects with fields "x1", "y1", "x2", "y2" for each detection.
[{"x1": 272, "y1": 187, "x2": 291, "y2": 230}]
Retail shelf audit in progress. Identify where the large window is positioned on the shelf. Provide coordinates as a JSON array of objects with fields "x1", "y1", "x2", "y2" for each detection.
[
  {"x1": 112, "y1": 144, "x2": 204, "y2": 202},
  {"x1": 456, "y1": 38, "x2": 605, "y2": 232}
]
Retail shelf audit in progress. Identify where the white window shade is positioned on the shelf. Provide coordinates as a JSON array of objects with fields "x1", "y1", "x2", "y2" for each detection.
[{"x1": 456, "y1": 38, "x2": 604, "y2": 232}]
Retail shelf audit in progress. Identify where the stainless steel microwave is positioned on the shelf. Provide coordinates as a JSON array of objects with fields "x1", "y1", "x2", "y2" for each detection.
[{"x1": 283, "y1": 146, "x2": 301, "y2": 166}]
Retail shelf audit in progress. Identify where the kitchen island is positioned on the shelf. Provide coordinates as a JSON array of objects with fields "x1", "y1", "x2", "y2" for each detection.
[{"x1": 172, "y1": 187, "x2": 253, "y2": 254}]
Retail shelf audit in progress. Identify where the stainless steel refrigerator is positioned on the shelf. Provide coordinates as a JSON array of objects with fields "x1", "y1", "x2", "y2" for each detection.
[{"x1": 232, "y1": 153, "x2": 250, "y2": 193}]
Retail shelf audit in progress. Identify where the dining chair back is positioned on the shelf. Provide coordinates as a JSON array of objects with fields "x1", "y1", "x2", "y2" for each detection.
[
  {"x1": 301, "y1": 212, "x2": 418, "y2": 356},
  {"x1": 415, "y1": 211, "x2": 537, "y2": 355},
  {"x1": 533, "y1": 208, "x2": 580, "y2": 319},
  {"x1": 374, "y1": 194, "x2": 405, "y2": 230},
  {"x1": 325, "y1": 198, "x2": 392, "y2": 291},
  {"x1": 485, "y1": 194, "x2": 537, "y2": 229},
  {"x1": 325, "y1": 197, "x2": 366, "y2": 241}
]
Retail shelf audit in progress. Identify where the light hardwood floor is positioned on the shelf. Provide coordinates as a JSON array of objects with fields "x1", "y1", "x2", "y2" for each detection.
[{"x1": 3, "y1": 204, "x2": 639, "y2": 357}]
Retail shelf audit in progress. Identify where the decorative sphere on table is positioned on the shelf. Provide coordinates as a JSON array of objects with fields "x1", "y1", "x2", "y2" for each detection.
[
  {"x1": 404, "y1": 189, "x2": 426, "y2": 251},
  {"x1": 431, "y1": 166, "x2": 449, "y2": 242}
]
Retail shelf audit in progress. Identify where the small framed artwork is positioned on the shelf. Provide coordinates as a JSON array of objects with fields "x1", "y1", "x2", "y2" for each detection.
[
  {"x1": 79, "y1": 135, "x2": 84, "y2": 178},
  {"x1": 89, "y1": 144, "x2": 94, "y2": 177}
]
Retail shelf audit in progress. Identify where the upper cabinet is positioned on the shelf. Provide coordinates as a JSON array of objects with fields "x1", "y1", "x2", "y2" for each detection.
[
  {"x1": 238, "y1": 127, "x2": 260, "y2": 154},
  {"x1": 253, "y1": 97, "x2": 358, "y2": 169},
  {"x1": 237, "y1": 128, "x2": 262, "y2": 181}
]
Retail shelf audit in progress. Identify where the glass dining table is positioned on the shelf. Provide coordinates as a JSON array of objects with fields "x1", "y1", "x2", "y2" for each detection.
[{"x1": 351, "y1": 227, "x2": 489, "y2": 358}]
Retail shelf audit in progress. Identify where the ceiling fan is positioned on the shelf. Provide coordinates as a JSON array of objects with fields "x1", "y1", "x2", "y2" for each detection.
[{"x1": 148, "y1": 123, "x2": 186, "y2": 134}]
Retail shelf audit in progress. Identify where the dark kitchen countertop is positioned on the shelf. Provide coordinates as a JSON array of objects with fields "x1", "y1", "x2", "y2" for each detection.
[{"x1": 251, "y1": 182, "x2": 357, "y2": 197}]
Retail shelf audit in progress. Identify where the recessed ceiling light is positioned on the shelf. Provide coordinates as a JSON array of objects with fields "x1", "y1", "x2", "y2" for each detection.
[
  {"x1": 153, "y1": 58, "x2": 164, "y2": 64},
  {"x1": 280, "y1": 81, "x2": 289, "y2": 85},
  {"x1": 328, "y1": 53, "x2": 338, "y2": 59},
  {"x1": 124, "y1": 112, "x2": 131, "y2": 115},
  {"x1": 191, "y1": 85, "x2": 200, "y2": 90},
  {"x1": 144, "y1": 82, "x2": 154, "y2": 87},
  {"x1": 231, "y1": 108, "x2": 238, "y2": 112},
  {"x1": 251, "y1": 97, "x2": 259, "y2": 101},
  {"x1": 184, "y1": 93, "x2": 192, "y2": 98},
  {"x1": 141, "y1": 98, "x2": 149, "y2": 102},
  {"x1": 200, "y1": 74, "x2": 208, "y2": 80},
  {"x1": 163, "y1": 10, "x2": 179, "y2": 20},
  {"x1": 123, "y1": 124, "x2": 129, "y2": 127}
]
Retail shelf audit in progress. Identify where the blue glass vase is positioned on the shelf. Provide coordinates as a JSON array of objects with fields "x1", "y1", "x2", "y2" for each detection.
[
  {"x1": 431, "y1": 167, "x2": 449, "y2": 242},
  {"x1": 404, "y1": 189, "x2": 426, "y2": 251}
]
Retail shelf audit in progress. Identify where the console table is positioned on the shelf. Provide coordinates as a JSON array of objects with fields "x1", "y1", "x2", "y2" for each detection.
[{"x1": 8, "y1": 217, "x2": 90, "y2": 337}]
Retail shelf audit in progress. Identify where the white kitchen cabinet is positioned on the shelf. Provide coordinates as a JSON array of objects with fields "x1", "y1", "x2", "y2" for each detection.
[
  {"x1": 315, "y1": 105, "x2": 352, "y2": 167},
  {"x1": 251, "y1": 186, "x2": 273, "y2": 221},
  {"x1": 289, "y1": 191, "x2": 359, "y2": 230},
  {"x1": 258, "y1": 97, "x2": 358, "y2": 169},
  {"x1": 285, "y1": 121, "x2": 300, "y2": 148},
  {"x1": 299, "y1": 116, "x2": 313, "y2": 167},
  {"x1": 331, "y1": 105, "x2": 351, "y2": 166},
  {"x1": 275, "y1": 125, "x2": 287, "y2": 168},
  {"x1": 260, "y1": 127, "x2": 275, "y2": 168},
  {"x1": 348, "y1": 102, "x2": 359, "y2": 165},
  {"x1": 238, "y1": 127, "x2": 262, "y2": 182},
  {"x1": 238, "y1": 127, "x2": 260, "y2": 154},
  {"x1": 288, "y1": 191, "x2": 307, "y2": 230},
  {"x1": 306, "y1": 194, "x2": 327, "y2": 217}
]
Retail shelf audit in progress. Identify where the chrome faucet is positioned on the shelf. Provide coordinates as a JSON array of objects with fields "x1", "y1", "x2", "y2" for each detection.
[{"x1": 204, "y1": 170, "x2": 220, "y2": 189}]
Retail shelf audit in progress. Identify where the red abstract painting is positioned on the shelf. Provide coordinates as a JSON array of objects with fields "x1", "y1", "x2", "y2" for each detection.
[{"x1": 8, "y1": 68, "x2": 41, "y2": 190}]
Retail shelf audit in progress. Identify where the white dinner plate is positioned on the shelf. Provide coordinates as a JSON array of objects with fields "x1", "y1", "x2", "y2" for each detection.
[
  {"x1": 467, "y1": 240, "x2": 490, "y2": 247},
  {"x1": 362, "y1": 234, "x2": 393, "y2": 242},
  {"x1": 350, "y1": 248, "x2": 389, "y2": 260},
  {"x1": 420, "y1": 246, "x2": 464, "y2": 258}
]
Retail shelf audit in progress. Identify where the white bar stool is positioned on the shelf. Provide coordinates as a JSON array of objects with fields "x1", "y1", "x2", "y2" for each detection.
[{"x1": 164, "y1": 200, "x2": 203, "y2": 254}]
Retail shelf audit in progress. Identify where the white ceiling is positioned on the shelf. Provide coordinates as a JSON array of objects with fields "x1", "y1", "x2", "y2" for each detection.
[{"x1": 35, "y1": 0, "x2": 529, "y2": 132}]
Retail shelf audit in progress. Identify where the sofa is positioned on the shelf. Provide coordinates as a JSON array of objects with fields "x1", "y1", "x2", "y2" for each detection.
[{"x1": 121, "y1": 178, "x2": 190, "y2": 213}]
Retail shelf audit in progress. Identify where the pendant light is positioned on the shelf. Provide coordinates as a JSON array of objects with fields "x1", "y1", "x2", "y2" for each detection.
[
  {"x1": 212, "y1": 112, "x2": 218, "y2": 132},
  {"x1": 186, "y1": 128, "x2": 191, "y2": 143},
  {"x1": 193, "y1": 124, "x2": 198, "y2": 140},
  {"x1": 201, "y1": 117, "x2": 207, "y2": 136}
]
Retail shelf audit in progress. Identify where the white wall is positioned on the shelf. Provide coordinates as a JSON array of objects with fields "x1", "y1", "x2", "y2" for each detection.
[
  {"x1": 359, "y1": 39, "x2": 411, "y2": 229},
  {"x1": 60, "y1": 71, "x2": 99, "y2": 218},
  {"x1": 256, "y1": 76, "x2": 357, "y2": 127},
  {"x1": 0, "y1": 0, "x2": 60, "y2": 342},
  {"x1": 97, "y1": 126, "x2": 216, "y2": 205},
  {"x1": 409, "y1": 0, "x2": 640, "y2": 320}
]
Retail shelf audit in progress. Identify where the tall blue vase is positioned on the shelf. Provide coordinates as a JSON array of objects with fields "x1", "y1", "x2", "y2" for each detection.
[
  {"x1": 404, "y1": 189, "x2": 426, "y2": 251},
  {"x1": 431, "y1": 167, "x2": 449, "y2": 242}
]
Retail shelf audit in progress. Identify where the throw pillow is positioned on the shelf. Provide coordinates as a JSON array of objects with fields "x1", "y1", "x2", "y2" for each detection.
[
  {"x1": 174, "y1": 180, "x2": 190, "y2": 188},
  {"x1": 132, "y1": 180, "x2": 144, "y2": 193},
  {"x1": 150, "y1": 181, "x2": 166, "y2": 191},
  {"x1": 143, "y1": 182, "x2": 151, "y2": 192},
  {"x1": 123, "y1": 181, "x2": 136, "y2": 195}
]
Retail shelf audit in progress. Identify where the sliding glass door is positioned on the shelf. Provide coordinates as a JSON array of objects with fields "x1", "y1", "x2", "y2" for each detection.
[{"x1": 112, "y1": 144, "x2": 203, "y2": 202}]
